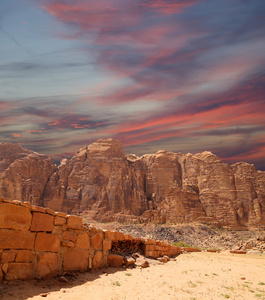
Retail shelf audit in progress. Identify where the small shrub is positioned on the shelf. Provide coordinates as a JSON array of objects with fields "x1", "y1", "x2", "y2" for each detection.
[
  {"x1": 112, "y1": 281, "x2": 121, "y2": 286},
  {"x1": 125, "y1": 273, "x2": 132, "y2": 276},
  {"x1": 259, "y1": 282, "x2": 265, "y2": 286}
]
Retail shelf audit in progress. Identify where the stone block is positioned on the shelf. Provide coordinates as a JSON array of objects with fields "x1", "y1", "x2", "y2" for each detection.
[
  {"x1": 30, "y1": 206, "x2": 46, "y2": 213},
  {"x1": 35, "y1": 233, "x2": 60, "y2": 252},
  {"x1": 66, "y1": 215, "x2": 83, "y2": 230},
  {"x1": 104, "y1": 230, "x2": 115, "y2": 240},
  {"x1": 63, "y1": 249, "x2": 89, "y2": 271},
  {"x1": 2, "y1": 263, "x2": 8, "y2": 273},
  {"x1": 37, "y1": 252, "x2": 60, "y2": 278},
  {"x1": 46, "y1": 208, "x2": 55, "y2": 216},
  {"x1": 56, "y1": 212, "x2": 67, "y2": 218},
  {"x1": 91, "y1": 233, "x2": 103, "y2": 250},
  {"x1": 63, "y1": 231, "x2": 76, "y2": 242},
  {"x1": 16, "y1": 250, "x2": 33, "y2": 263},
  {"x1": 76, "y1": 233, "x2": 89, "y2": 249},
  {"x1": 0, "y1": 267, "x2": 3, "y2": 282},
  {"x1": 107, "y1": 254, "x2": 124, "y2": 267},
  {"x1": 30, "y1": 212, "x2": 54, "y2": 232},
  {"x1": 93, "y1": 251, "x2": 103, "y2": 269},
  {"x1": 54, "y1": 216, "x2": 66, "y2": 226},
  {"x1": 5, "y1": 263, "x2": 34, "y2": 281},
  {"x1": 62, "y1": 241, "x2": 75, "y2": 248},
  {"x1": 103, "y1": 239, "x2": 112, "y2": 251},
  {"x1": 1, "y1": 251, "x2": 17, "y2": 263},
  {"x1": 0, "y1": 229, "x2": 35, "y2": 250},
  {"x1": 0, "y1": 203, "x2": 32, "y2": 231},
  {"x1": 114, "y1": 231, "x2": 125, "y2": 241}
]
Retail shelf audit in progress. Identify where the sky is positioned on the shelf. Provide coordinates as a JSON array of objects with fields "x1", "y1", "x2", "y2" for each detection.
[{"x1": 1, "y1": 0, "x2": 265, "y2": 170}]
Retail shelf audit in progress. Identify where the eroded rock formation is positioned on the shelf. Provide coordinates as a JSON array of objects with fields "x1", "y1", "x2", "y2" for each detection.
[{"x1": 0, "y1": 139, "x2": 265, "y2": 229}]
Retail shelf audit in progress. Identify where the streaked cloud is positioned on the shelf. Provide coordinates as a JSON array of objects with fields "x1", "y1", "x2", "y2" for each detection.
[{"x1": 1, "y1": 0, "x2": 265, "y2": 170}]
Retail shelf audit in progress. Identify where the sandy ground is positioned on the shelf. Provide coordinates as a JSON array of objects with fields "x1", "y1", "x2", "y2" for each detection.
[{"x1": 1, "y1": 252, "x2": 265, "y2": 300}]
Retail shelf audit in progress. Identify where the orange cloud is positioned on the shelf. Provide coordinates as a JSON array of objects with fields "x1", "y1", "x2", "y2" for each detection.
[{"x1": 13, "y1": 133, "x2": 20, "y2": 138}]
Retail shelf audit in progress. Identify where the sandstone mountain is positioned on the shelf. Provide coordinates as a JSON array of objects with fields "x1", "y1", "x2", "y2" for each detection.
[{"x1": 0, "y1": 139, "x2": 264, "y2": 229}]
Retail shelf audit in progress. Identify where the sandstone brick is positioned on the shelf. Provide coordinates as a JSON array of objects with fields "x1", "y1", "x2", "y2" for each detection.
[
  {"x1": 63, "y1": 249, "x2": 89, "y2": 271},
  {"x1": 0, "y1": 203, "x2": 32, "y2": 231},
  {"x1": 114, "y1": 231, "x2": 125, "y2": 241},
  {"x1": 35, "y1": 233, "x2": 60, "y2": 252},
  {"x1": 37, "y1": 252, "x2": 59, "y2": 278},
  {"x1": 30, "y1": 206, "x2": 46, "y2": 213},
  {"x1": 54, "y1": 216, "x2": 66, "y2": 226},
  {"x1": 91, "y1": 233, "x2": 103, "y2": 250},
  {"x1": 66, "y1": 215, "x2": 83, "y2": 230},
  {"x1": 124, "y1": 234, "x2": 133, "y2": 240},
  {"x1": 104, "y1": 230, "x2": 115, "y2": 240},
  {"x1": 4, "y1": 263, "x2": 34, "y2": 281},
  {"x1": 0, "y1": 229, "x2": 34, "y2": 250},
  {"x1": 103, "y1": 239, "x2": 112, "y2": 251},
  {"x1": 107, "y1": 254, "x2": 124, "y2": 267},
  {"x1": 1, "y1": 251, "x2": 17, "y2": 263},
  {"x1": 56, "y1": 212, "x2": 67, "y2": 218},
  {"x1": 63, "y1": 231, "x2": 76, "y2": 242},
  {"x1": 2, "y1": 263, "x2": 8, "y2": 273},
  {"x1": 76, "y1": 233, "x2": 89, "y2": 249},
  {"x1": 16, "y1": 250, "x2": 33, "y2": 263},
  {"x1": 46, "y1": 208, "x2": 55, "y2": 216},
  {"x1": 52, "y1": 225, "x2": 65, "y2": 234},
  {"x1": 30, "y1": 212, "x2": 54, "y2": 232},
  {"x1": 93, "y1": 251, "x2": 103, "y2": 269},
  {"x1": 62, "y1": 241, "x2": 75, "y2": 248}
]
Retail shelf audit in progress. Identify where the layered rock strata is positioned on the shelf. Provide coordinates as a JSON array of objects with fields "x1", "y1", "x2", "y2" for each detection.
[{"x1": 0, "y1": 139, "x2": 265, "y2": 229}]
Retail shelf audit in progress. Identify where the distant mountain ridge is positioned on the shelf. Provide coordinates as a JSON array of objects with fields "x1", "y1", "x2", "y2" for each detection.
[{"x1": 0, "y1": 139, "x2": 264, "y2": 229}]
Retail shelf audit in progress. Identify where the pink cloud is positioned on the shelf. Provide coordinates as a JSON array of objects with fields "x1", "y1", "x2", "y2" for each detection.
[{"x1": 142, "y1": 0, "x2": 202, "y2": 14}]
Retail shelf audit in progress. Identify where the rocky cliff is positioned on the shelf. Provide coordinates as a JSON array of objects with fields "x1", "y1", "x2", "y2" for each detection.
[{"x1": 0, "y1": 139, "x2": 264, "y2": 229}]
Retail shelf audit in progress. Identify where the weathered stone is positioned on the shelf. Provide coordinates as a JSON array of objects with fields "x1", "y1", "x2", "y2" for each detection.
[
  {"x1": 66, "y1": 215, "x2": 83, "y2": 230},
  {"x1": 62, "y1": 231, "x2": 76, "y2": 243},
  {"x1": 15, "y1": 250, "x2": 33, "y2": 263},
  {"x1": 1, "y1": 139, "x2": 265, "y2": 229},
  {"x1": 76, "y1": 233, "x2": 89, "y2": 249},
  {"x1": 62, "y1": 241, "x2": 75, "y2": 248},
  {"x1": 124, "y1": 257, "x2": 135, "y2": 267},
  {"x1": 54, "y1": 216, "x2": 66, "y2": 226},
  {"x1": 91, "y1": 233, "x2": 103, "y2": 250},
  {"x1": 0, "y1": 143, "x2": 56, "y2": 206},
  {"x1": 1, "y1": 251, "x2": 17, "y2": 263},
  {"x1": 0, "y1": 203, "x2": 32, "y2": 231},
  {"x1": 107, "y1": 254, "x2": 124, "y2": 267},
  {"x1": 2, "y1": 263, "x2": 8, "y2": 273},
  {"x1": 37, "y1": 252, "x2": 59, "y2": 278},
  {"x1": 103, "y1": 239, "x2": 112, "y2": 251},
  {"x1": 35, "y1": 232, "x2": 60, "y2": 252},
  {"x1": 4, "y1": 263, "x2": 34, "y2": 281},
  {"x1": 104, "y1": 231, "x2": 115, "y2": 240},
  {"x1": 93, "y1": 251, "x2": 103, "y2": 269},
  {"x1": 135, "y1": 257, "x2": 149, "y2": 268},
  {"x1": 157, "y1": 257, "x2": 167, "y2": 263},
  {"x1": 30, "y1": 212, "x2": 54, "y2": 232},
  {"x1": 63, "y1": 249, "x2": 89, "y2": 271},
  {"x1": 0, "y1": 229, "x2": 34, "y2": 249},
  {"x1": 0, "y1": 267, "x2": 3, "y2": 281}
]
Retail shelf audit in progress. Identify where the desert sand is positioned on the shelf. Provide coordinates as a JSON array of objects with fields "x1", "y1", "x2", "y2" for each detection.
[{"x1": 1, "y1": 251, "x2": 264, "y2": 300}]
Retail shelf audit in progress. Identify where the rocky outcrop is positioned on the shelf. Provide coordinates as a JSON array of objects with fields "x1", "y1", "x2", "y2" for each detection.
[
  {"x1": 0, "y1": 143, "x2": 56, "y2": 206},
  {"x1": 0, "y1": 139, "x2": 265, "y2": 229}
]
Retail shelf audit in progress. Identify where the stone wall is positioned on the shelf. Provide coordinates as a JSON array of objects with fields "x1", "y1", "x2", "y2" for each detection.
[{"x1": 0, "y1": 198, "x2": 181, "y2": 282}]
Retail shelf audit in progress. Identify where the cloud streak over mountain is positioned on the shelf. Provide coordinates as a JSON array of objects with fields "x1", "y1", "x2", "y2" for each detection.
[{"x1": 1, "y1": 0, "x2": 265, "y2": 169}]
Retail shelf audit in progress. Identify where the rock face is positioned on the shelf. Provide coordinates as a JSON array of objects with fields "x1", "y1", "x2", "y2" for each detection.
[
  {"x1": 0, "y1": 143, "x2": 56, "y2": 206},
  {"x1": 1, "y1": 139, "x2": 265, "y2": 229}
]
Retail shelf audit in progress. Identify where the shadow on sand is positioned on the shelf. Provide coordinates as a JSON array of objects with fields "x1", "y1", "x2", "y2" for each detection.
[{"x1": 0, "y1": 267, "x2": 126, "y2": 300}]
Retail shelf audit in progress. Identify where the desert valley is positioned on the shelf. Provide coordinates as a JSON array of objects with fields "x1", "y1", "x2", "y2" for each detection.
[{"x1": 0, "y1": 139, "x2": 265, "y2": 299}]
